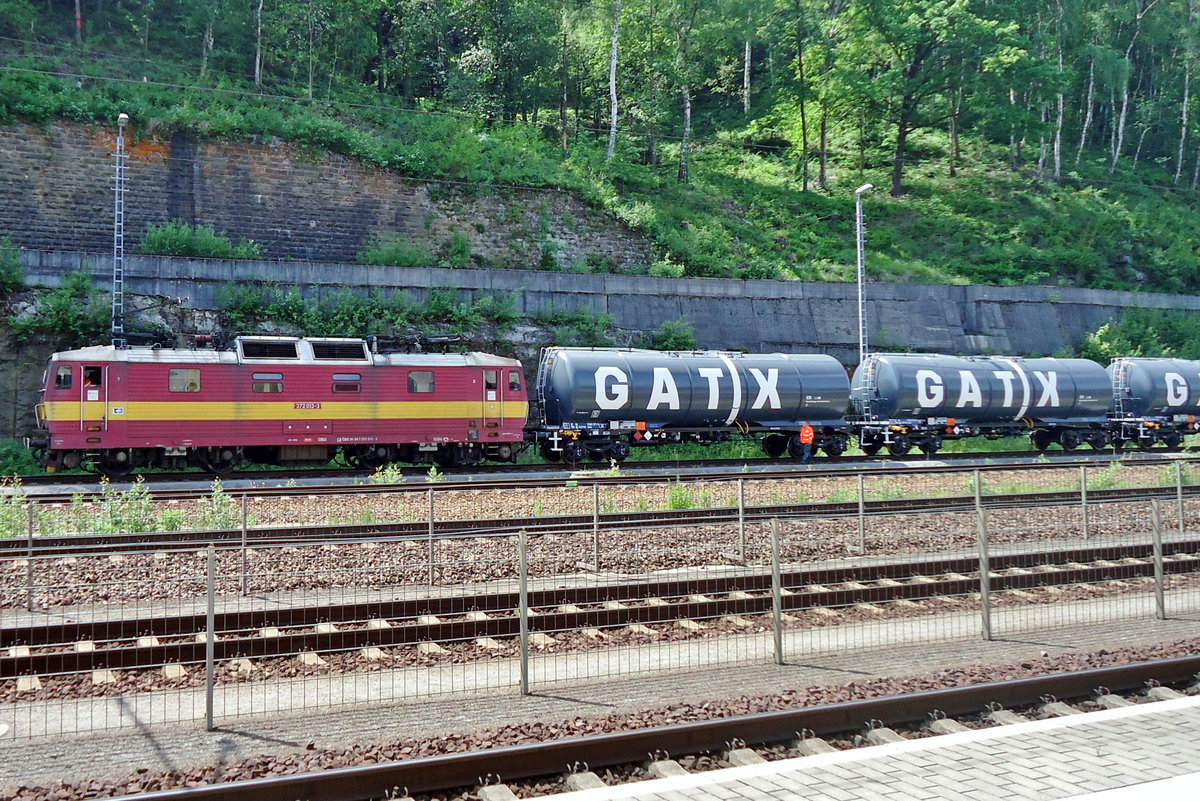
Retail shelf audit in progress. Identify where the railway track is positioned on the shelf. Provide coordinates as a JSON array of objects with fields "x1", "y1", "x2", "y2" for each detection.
[
  {"x1": 5, "y1": 536, "x2": 1198, "y2": 678},
  {"x1": 3, "y1": 482, "x2": 1195, "y2": 557},
  {"x1": 10, "y1": 449, "x2": 1185, "y2": 504},
  {"x1": 93, "y1": 655, "x2": 1200, "y2": 801}
]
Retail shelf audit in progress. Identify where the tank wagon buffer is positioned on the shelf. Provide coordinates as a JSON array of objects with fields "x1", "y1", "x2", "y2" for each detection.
[
  {"x1": 1109, "y1": 357, "x2": 1200, "y2": 449},
  {"x1": 532, "y1": 347, "x2": 852, "y2": 464},
  {"x1": 851, "y1": 353, "x2": 1115, "y2": 456},
  {"x1": 32, "y1": 335, "x2": 530, "y2": 475}
]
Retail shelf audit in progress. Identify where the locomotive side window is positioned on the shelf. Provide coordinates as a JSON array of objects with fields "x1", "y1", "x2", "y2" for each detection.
[
  {"x1": 83, "y1": 366, "x2": 103, "y2": 387},
  {"x1": 408, "y1": 371, "x2": 435, "y2": 393},
  {"x1": 252, "y1": 372, "x2": 284, "y2": 393},
  {"x1": 169, "y1": 368, "x2": 201, "y2": 393},
  {"x1": 54, "y1": 366, "x2": 72, "y2": 389},
  {"x1": 484, "y1": 370, "x2": 498, "y2": 391},
  {"x1": 332, "y1": 372, "x2": 361, "y2": 393},
  {"x1": 508, "y1": 370, "x2": 521, "y2": 391}
]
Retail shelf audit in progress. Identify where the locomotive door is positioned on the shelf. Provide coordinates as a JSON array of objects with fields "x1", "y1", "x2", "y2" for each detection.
[
  {"x1": 80, "y1": 364, "x2": 107, "y2": 432},
  {"x1": 482, "y1": 369, "x2": 501, "y2": 430}
]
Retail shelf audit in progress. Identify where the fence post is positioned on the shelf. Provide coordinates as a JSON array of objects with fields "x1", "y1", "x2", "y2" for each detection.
[
  {"x1": 240, "y1": 494, "x2": 248, "y2": 597},
  {"x1": 1177, "y1": 462, "x2": 1186, "y2": 539},
  {"x1": 592, "y1": 483, "x2": 600, "y2": 572},
  {"x1": 427, "y1": 487, "x2": 435, "y2": 586},
  {"x1": 1152, "y1": 500, "x2": 1166, "y2": 621},
  {"x1": 205, "y1": 543, "x2": 216, "y2": 731},
  {"x1": 1080, "y1": 465, "x2": 1088, "y2": 540},
  {"x1": 771, "y1": 519, "x2": 783, "y2": 665},
  {"x1": 26, "y1": 505, "x2": 34, "y2": 612},
  {"x1": 857, "y1": 473, "x2": 866, "y2": 554},
  {"x1": 738, "y1": 478, "x2": 746, "y2": 562},
  {"x1": 975, "y1": 470, "x2": 992, "y2": 641},
  {"x1": 519, "y1": 528, "x2": 530, "y2": 695}
]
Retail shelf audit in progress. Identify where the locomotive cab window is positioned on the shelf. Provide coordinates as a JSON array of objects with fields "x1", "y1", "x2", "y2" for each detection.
[
  {"x1": 169, "y1": 368, "x2": 201, "y2": 393},
  {"x1": 332, "y1": 373, "x2": 361, "y2": 393},
  {"x1": 83, "y1": 366, "x2": 103, "y2": 387},
  {"x1": 508, "y1": 370, "x2": 521, "y2": 391},
  {"x1": 252, "y1": 372, "x2": 284, "y2": 393},
  {"x1": 408, "y1": 371, "x2": 435, "y2": 393},
  {"x1": 484, "y1": 370, "x2": 498, "y2": 391},
  {"x1": 54, "y1": 366, "x2": 72, "y2": 389}
]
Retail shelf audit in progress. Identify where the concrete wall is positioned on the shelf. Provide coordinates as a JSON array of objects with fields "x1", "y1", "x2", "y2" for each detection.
[{"x1": 20, "y1": 250, "x2": 1195, "y2": 363}]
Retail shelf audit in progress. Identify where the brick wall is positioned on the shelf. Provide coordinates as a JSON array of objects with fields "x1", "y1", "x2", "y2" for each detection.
[{"x1": 0, "y1": 122, "x2": 653, "y2": 270}]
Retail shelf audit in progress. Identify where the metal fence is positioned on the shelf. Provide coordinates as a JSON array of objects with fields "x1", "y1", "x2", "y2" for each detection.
[{"x1": 2, "y1": 459, "x2": 1199, "y2": 739}]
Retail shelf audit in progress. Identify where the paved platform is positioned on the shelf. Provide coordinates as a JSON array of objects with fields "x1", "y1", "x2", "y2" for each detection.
[{"x1": 544, "y1": 695, "x2": 1200, "y2": 801}]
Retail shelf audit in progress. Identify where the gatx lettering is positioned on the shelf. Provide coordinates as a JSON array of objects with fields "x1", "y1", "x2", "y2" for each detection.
[{"x1": 591, "y1": 366, "x2": 782, "y2": 411}]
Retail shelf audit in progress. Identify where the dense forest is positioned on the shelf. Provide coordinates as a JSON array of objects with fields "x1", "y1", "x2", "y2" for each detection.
[{"x1": 3, "y1": 0, "x2": 1200, "y2": 292}]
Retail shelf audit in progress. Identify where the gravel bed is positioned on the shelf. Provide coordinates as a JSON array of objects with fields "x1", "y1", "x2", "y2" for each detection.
[{"x1": 5, "y1": 637, "x2": 1200, "y2": 801}]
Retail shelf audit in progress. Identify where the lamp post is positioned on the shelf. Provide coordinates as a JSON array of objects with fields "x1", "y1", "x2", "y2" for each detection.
[
  {"x1": 855, "y1": 183, "x2": 874, "y2": 365},
  {"x1": 112, "y1": 112, "x2": 128, "y2": 348}
]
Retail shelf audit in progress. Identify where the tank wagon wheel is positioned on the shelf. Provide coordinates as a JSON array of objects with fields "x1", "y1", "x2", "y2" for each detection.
[
  {"x1": 1058, "y1": 430, "x2": 1083, "y2": 451},
  {"x1": 1030, "y1": 430, "x2": 1054, "y2": 452},
  {"x1": 539, "y1": 442, "x2": 563, "y2": 463},
  {"x1": 561, "y1": 440, "x2": 586, "y2": 467},
  {"x1": 609, "y1": 440, "x2": 632, "y2": 463},
  {"x1": 821, "y1": 435, "x2": 849, "y2": 458},
  {"x1": 886, "y1": 435, "x2": 912, "y2": 457},
  {"x1": 1162, "y1": 431, "x2": 1184, "y2": 449},
  {"x1": 1087, "y1": 432, "x2": 1111, "y2": 450},
  {"x1": 786, "y1": 434, "x2": 807, "y2": 460},
  {"x1": 918, "y1": 436, "x2": 942, "y2": 456},
  {"x1": 858, "y1": 433, "x2": 883, "y2": 456},
  {"x1": 761, "y1": 434, "x2": 789, "y2": 459},
  {"x1": 1138, "y1": 435, "x2": 1159, "y2": 451}
]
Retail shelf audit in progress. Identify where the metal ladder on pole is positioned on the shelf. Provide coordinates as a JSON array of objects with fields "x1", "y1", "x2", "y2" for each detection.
[{"x1": 111, "y1": 118, "x2": 127, "y2": 348}]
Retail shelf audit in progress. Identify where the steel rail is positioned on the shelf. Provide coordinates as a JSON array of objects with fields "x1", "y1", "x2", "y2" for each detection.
[
  {"x1": 12, "y1": 450, "x2": 1188, "y2": 505},
  {"x1": 5, "y1": 483, "x2": 1198, "y2": 557},
  {"x1": 108, "y1": 655, "x2": 1200, "y2": 801},
  {"x1": 6, "y1": 538, "x2": 1198, "y2": 676}
]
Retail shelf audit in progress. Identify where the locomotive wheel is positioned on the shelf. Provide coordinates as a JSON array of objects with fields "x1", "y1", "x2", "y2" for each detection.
[
  {"x1": 540, "y1": 442, "x2": 563, "y2": 463},
  {"x1": 918, "y1": 436, "x2": 942, "y2": 456},
  {"x1": 99, "y1": 451, "x2": 134, "y2": 477},
  {"x1": 562, "y1": 440, "x2": 586, "y2": 466},
  {"x1": 610, "y1": 440, "x2": 632, "y2": 463},
  {"x1": 1059, "y1": 430, "x2": 1083, "y2": 451},
  {"x1": 886, "y1": 435, "x2": 912, "y2": 457},
  {"x1": 1030, "y1": 430, "x2": 1053, "y2": 452},
  {"x1": 761, "y1": 434, "x2": 789, "y2": 459}
]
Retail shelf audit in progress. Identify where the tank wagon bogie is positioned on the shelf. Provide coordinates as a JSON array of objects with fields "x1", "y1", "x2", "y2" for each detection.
[
  {"x1": 33, "y1": 336, "x2": 529, "y2": 475},
  {"x1": 532, "y1": 347, "x2": 852, "y2": 465}
]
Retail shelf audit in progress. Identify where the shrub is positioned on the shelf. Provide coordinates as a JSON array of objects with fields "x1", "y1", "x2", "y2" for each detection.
[
  {"x1": 0, "y1": 236, "x2": 22, "y2": 292},
  {"x1": 141, "y1": 221, "x2": 263, "y2": 259},
  {"x1": 8, "y1": 271, "x2": 109, "y2": 348},
  {"x1": 358, "y1": 233, "x2": 430, "y2": 267},
  {"x1": 641, "y1": 318, "x2": 697, "y2": 351},
  {"x1": 440, "y1": 231, "x2": 472, "y2": 268}
]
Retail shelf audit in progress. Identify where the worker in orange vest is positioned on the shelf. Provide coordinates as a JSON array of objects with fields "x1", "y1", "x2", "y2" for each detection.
[{"x1": 799, "y1": 422, "x2": 815, "y2": 464}]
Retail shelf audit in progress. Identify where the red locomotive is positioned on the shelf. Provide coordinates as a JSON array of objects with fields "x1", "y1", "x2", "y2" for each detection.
[{"x1": 33, "y1": 335, "x2": 529, "y2": 474}]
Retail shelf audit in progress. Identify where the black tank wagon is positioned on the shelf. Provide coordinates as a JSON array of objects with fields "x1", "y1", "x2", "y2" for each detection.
[{"x1": 533, "y1": 347, "x2": 851, "y2": 464}]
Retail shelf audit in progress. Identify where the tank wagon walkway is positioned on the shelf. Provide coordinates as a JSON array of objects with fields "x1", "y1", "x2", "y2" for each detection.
[{"x1": 541, "y1": 694, "x2": 1200, "y2": 801}]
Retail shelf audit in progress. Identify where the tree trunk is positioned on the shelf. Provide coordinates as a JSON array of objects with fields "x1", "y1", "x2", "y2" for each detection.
[
  {"x1": 74, "y1": 0, "x2": 80, "y2": 45},
  {"x1": 1036, "y1": 99, "x2": 1048, "y2": 182},
  {"x1": 794, "y1": 6, "x2": 808, "y2": 191},
  {"x1": 607, "y1": 0, "x2": 621, "y2": 161},
  {"x1": 254, "y1": 0, "x2": 264, "y2": 87},
  {"x1": 1076, "y1": 55, "x2": 1094, "y2": 164},
  {"x1": 1177, "y1": 60, "x2": 1191, "y2": 183},
  {"x1": 678, "y1": 79, "x2": 691, "y2": 183},
  {"x1": 891, "y1": 122, "x2": 909, "y2": 196},
  {"x1": 561, "y1": 2, "x2": 569, "y2": 159},
  {"x1": 1110, "y1": 0, "x2": 1163, "y2": 174},
  {"x1": 1053, "y1": 3, "x2": 1064, "y2": 181},
  {"x1": 201, "y1": 20, "x2": 213, "y2": 79},
  {"x1": 819, "y1": 108, "x2": 828, "y2": 190}
]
